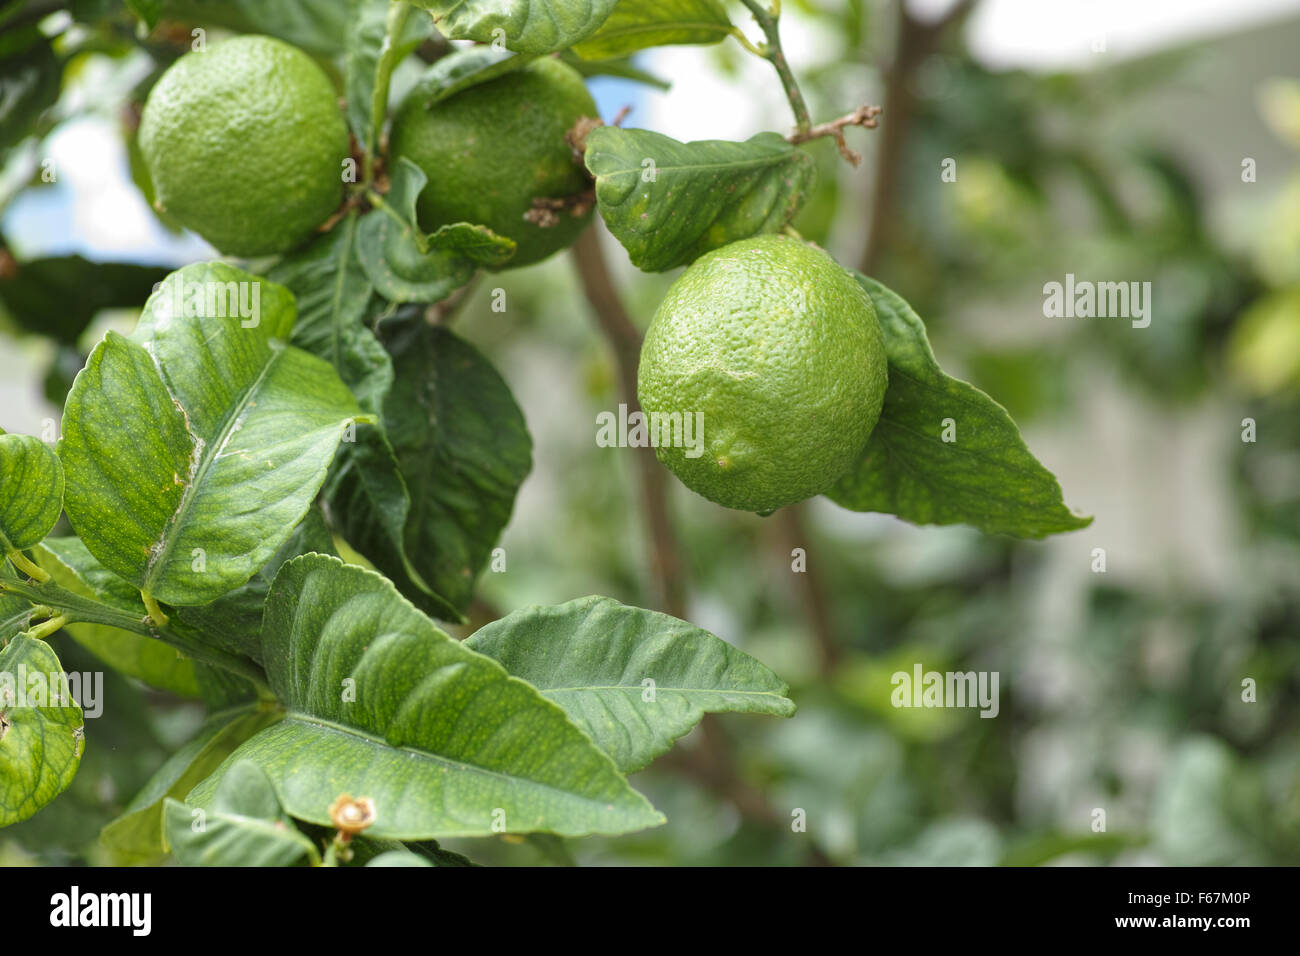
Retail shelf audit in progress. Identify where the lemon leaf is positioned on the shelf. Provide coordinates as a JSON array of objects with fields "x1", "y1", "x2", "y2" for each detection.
[
  {"x1": 413, "y1": 0, "x2": 620, "y2": 54},
  {"x1": 32, "y1": 538, "x2": 203, "y2": 697},
  {"x1": 410, "y1": 45, "x2": 537, "y2": 105},
  {"x1": 268, "y1": 214, "x2": 392, "y2": 418},
  {"x1": 326, "y1": 322, "x2": 531, "y2": 619},
  {"x1": 0, "y1": 635, "x2": 84, "y2": 826},
  {"x1": 101, "y1": 705, "x2": 283, "y2": 864},
  {"x1": 58, "y1": 263, "x2": 370, "y2": 606},
  {"x1": 187, "y1": 555, "x2": 665, "y2": 839},
  {"x1": 466, "y1": 596, "x2": 794, "y2": 772},
  {"x1": 573, "y1": 0, "x2": 732, "y2": 60},
  {"x1": 829, "y1": 275, "x2": 1092, "y2": 538},
  {"x1": 0, "y1": 432, "x2": 63, "y2": 556},
  {"x1": 164, "y1": 760, "x2": 318, "y2": 866},
  {"x1": 356, "y1": 158, "x2": 515, "y2": 302},
  {"x1": 585, "y1": 127, "x2": 816, "y2": 271}
]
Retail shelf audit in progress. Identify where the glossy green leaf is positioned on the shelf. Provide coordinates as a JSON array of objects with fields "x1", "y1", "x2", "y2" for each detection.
[
  {"x1": 0, "y1": 590, "x2": 35, "y2": 643},
  {"x1": 356, "y1": 159, "x2": 515, "y2": 302},
  {"x1": 467, "y1": 596, "x2": 795, "y2": 772},
  {"x1": 828, "y1": 275, "x2": 1092, "y2": 538},
  {"x1": 345, "y1": 0, "x2": 391, "y2": 151},
  {"x1": 0, "y1": 635, "x2": 84, "y2": 826},
  {"x1": 158, "y1": 0, "x2": 354, "y2": 56},
  {"x1": 189, "y1": 555, "x2": 664, "y2": 839},
  {"x1": 413, "y1": 0, "x2": 619, "y2": 54},
  {"x1": 58, "y1": 262, "x2": 369, "y2": 606},
  {"x1": 33, "y1": 538, "x2": 202, "y2": 697},
  {"x1": 164, "y1": 760, "x2": 318, "y2": 866},
  {"x1": 573, "y1": 0, "x2": 731, "y2": 59},
  {"x1": 0, "y1": 433, "x2": 63, "y2": 555},
  {"x1": 326, "y1": 429, "x2": 462, "y2": 623},
  {"x1": 410, "y1": 46, "x2": 536, "y2": 105},
  {"x1": 328, "y1": 322, "x2": 531, "y2": 617},
  {"x1": 585, "y1": 127, "x2": 816, "y2": 271},
  {"x1": 101, "y1": 704, "x2": 282, "y2": 863},
  {"x1": 428, "y1": 222, "x2": 520, "y2": 268},
  {"x1": 172, "y1": 507, "x2": 337, "y2": 661},
  {"x1": 268, "y1": 215, "x2": 391, "y2": 418},
  {"x1": 344, "y1": 0, "x2": 432, "y2": 154}
]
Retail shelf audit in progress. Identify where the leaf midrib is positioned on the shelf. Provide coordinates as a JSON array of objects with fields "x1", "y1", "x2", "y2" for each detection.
[
  {"x1": 280, "y1": 713, "x2": 639, "y2": 810},
  {"x1": 597, "y1": 151, "x2": 795, "y2": 180},
  {"x1": 143, "y1": 341, "x2": 289, "y2": 595}
]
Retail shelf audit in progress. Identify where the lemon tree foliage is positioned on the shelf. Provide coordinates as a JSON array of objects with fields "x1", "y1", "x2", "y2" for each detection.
[
  {"x1": 0, "y1": 636, "x2": 83, "y2": 826},
  {"x1": 103, "y1": 705, "x2": 283, "y2": 863},
  {"x1": 326, "y1": 321, "x2": 532, "y2": 618},
  {"x1": 467, "y1": 596, "x2": 795, "y2": 772},
  {"x1": 164, "y1": 760, "x2": 320, "y2": 867},
  {"x1": 829, "y1": 276, "x2": 1092, "y2": 537},
  {"x1": 585, "y1": 128, "x2": 817, "y2": 271},
  {"x1": 572, "y1": 0, "x2": 733, "y2": 60},
  {"x1": 410, "y1": 45, "x2": 536, "y2": 105},
  {"x1": 58, "y1": 264, "x2": 368, "y2": 607},
  {"x1": 0, "y1": 0, "x2": 1090, "y2": 865},
  {"x1": 413, "y1": 0, "x2": 620, "y2": 53},
  {"x1": 0, "y1": 432, "x2": 64, "y2": 556},
  {"x1": 34, "y1": 538, "x2": 203, "y2": 697},
  {"x1": 190, "y1": 555, "x2": 664, "y2": 839},
  {"x1": 356, "y1": 159, "x2": 516, "y2": 302}
]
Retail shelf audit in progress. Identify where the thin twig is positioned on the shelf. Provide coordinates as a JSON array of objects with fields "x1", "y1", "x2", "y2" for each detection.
[
  {"x1": 787, "y1": 104, "x2": 882, "y2": 166},
  {"x1": 861, "y1": 0, "x2": 979, "y2": 272},
  {"x1": 774, "y1": 504, "x2": 840, "y2": 676},
  {"x1": 570, "y1": 225, "x2": 686, "y2": 619},
  {"x1": 737, "y1": 0, "x2": 813, "y2": 134}
]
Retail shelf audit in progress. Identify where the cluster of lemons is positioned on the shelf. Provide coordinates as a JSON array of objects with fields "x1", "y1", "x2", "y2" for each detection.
[{"x1": 139, "y1": 35, "x2": 887, "y2": 516}]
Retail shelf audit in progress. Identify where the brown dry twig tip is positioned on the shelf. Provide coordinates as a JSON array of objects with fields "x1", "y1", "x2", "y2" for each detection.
[
  {"x1": 525, "y1": 190, "x2": 595, "y2": 228},
  {"x1": 787, "y1": 104, "x2": 882, "y2": 166}
]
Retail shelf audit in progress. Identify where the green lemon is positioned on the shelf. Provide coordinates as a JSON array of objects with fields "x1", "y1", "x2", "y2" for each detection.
[
  {"x1": 138, "y1": 35, "x2": 348, "y2": 257},
  {"x1": 638, "y1": 235, "x2": 888, "y2": 514},
  {"x1": 388, "y1": 57, "x2": 597, "y2": 269}
]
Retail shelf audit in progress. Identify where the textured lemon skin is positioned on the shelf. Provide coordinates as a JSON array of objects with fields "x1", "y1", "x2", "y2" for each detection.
[
  {"x1": 388, "y1": 58, "x2": 597, "y2": 269},
  {"x1": 139, "y1": 35, "x2": 348, "y2": 257},
  {"x1": 638, "y1": 235, "x2": 888, "y2": 514}
]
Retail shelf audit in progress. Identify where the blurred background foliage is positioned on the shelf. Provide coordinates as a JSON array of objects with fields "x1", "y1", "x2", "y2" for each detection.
[{"x1": 1, "y1": 0, "x2": 1298, "y2": 866}]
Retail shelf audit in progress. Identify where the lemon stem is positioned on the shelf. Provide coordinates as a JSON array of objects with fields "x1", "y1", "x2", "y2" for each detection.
[
  {"x1": 737, "y1": 0, "x2": 812, "y2": 135},
  {"x1": 141, "y1": 590, "x2": 169, "y2": 628},
  {"x1": 23, "y1": 614, "x2": 67, "y2": 641},
  {"x1": 6, "y1": 550, "x2": 48, "y2": 583}
]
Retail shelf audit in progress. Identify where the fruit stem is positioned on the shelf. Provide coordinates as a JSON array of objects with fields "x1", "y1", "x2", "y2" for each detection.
[
  {"x1": 6, "y1": 550, "x2": 49, "y2": 583},
  {"x1": 23, "y1": 614, "x2": 67, "y2": 642},
  {"x1": 141, "y1": 589, "x2": 169, "y2": 628},
  {"x1": 737, "y1": 0, "x2": 813, "y2": 135}
]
